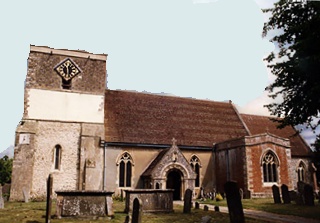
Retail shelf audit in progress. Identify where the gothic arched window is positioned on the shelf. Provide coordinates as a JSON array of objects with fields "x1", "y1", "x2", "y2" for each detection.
[
  {"x1": 262, "y1": 151, "x2": 278, "y2": 183},
  {"x1": 297, "y1": 161, "x2": 306, "y2": 182},
  {"x1": 54, "y1": 145, "x2": 62, "y2": 170},
  {"x1": 117, "y1": 152, "x2": 133, "y2": 187},
  {"x1": 190, "y1": 155, "x2": 201, "y2": 187}
]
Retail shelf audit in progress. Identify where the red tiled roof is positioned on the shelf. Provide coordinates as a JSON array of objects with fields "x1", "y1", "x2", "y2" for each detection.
[
  {"x1": 105, "y1": 90, "x2": 249, "y2": 147},
  {"x1": 240, "y1": 114, "x2": 311, "y2": 157}
]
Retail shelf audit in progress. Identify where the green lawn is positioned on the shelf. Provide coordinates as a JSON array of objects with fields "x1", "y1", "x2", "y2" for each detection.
[
  {"x1": 199, "y1": 198, "x2": 320, "y2": 220},
  {"x1": 0, "y1": 200, "x2": 270, "y2": 223}
]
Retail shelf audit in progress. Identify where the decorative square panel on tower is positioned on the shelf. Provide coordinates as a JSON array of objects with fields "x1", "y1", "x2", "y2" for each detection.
[{"x1": 54, "y1": 58, "x2": 82, "y2": 81}]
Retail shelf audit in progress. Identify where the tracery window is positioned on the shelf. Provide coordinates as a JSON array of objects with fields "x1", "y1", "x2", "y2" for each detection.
[
  {"x1": 262, "y1": 151, "x2": 278, "y2": 183},
  {"x1": 118, "y1": 152, "x2": 133, "y2": 187},
  {"x1": 54, "y1": 145, "x2": 62, "y2": 170},
  {"x1": 297, "y1": 161, "x2": 306, "y2": 182},
  {"x1": 190, "y1": 155, "x2": 201, "y2": 187}
]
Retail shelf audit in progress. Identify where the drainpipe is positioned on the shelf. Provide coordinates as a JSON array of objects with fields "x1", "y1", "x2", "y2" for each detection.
[{"x1": 100, "y1": 139, "x2": 107, "y2": 190}]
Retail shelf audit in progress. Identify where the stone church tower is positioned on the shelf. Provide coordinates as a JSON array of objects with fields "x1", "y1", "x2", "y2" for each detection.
[{"x1": 10, "y1": 45, "x2": 107, "y2": 201}]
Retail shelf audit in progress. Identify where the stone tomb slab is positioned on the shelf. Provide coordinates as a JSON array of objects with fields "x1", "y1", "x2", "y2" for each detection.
[
  {"x1": 55, "y1": 190, "x2": 114, "y2": 218},
  {"x1": 125, "y1": 189, "x2": 174, "y2": 213}
]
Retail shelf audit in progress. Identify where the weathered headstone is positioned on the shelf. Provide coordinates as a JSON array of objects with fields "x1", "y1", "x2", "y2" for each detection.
[
  {"x1": 224, "y1": 181, "x2": 245, "y2": 223},
  {"x1": 45, "y1": 174, "x2": 53, "y2": 223},
  {"x1": 22, "y1": 187, "x2": 29, "y2": 203},
  {"x1": 297, "y1": 181, "x2": 306, "y2": 194},
  {"x1": 106, "y1": 196, "x2": 114, "y2": 217},
  {"x1": 203, "y1": 205, "x2": 209, "y2": 211},
  {"x1": 183, "y1": 189, "x2": 192, "y2": 214},
  {"x1": 214, "y1": 206, "x2": 220, "y2": 212},
  {"x1": 195, "y1": 201, "x2": 199, "y2": 209},
  {"x1": 304, "y1": 184, "x2": 315, "y2": 206},
  {"x1": 239, "y1": 188, "x2": 243, "y2": 200},
  {"x1": 201, "y1": 215, "x2": 211, "y2": 223},
  {"x1": 124, "y1": 215, "x2": 129, "y2": 223},
  {"x1": 0, "y1": 185, "x2": 4, "y2": 209},
  {"x1": 281, "y1": 184, "x2": 291, "y2": 204},
  {"x1": 131, "y1": 198, "x2": 142, "y2": 223},
  {"x1": 272, "y1": 185, "x2": 281, "y2": 204},
  {"x1": 2, "y1": 184, "x2": 10, "y2": 201}
]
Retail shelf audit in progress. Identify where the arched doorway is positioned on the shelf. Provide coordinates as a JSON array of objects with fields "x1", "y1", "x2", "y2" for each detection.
[{"x1": 166, "y1": 169, "x2": 182, "y2": 200}]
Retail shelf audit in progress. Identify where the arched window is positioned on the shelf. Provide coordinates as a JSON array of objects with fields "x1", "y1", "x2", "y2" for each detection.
[
  {"x1": 118, "y1": 152, "x2": 133, "y2": 187},
  {"x1": 54, "y1": 145, "x2": 62, "y2": 170},
  {"x1": 262, "y1": 151, "x2": 278, "y2": 183},
  {"x1": 190, "y1": 155, "x2": 201, "y2": 187},
  {"x1": 297, "y1": 161, "x2": 306, "y2": 182}
]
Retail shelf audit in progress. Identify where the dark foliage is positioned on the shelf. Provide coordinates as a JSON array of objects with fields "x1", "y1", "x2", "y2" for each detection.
[
  {"x1": 0, "y1": 155, "x2": 13, "y2": 185},
  {"x1": 263, "y1": 1, "x2": 320, "y2": 132}
]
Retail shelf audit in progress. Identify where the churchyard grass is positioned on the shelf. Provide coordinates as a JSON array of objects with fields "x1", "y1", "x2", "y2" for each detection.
[
  {"x1": 199, "y1": 198, "x2": 320, "y2": 220},
  {"x1": 0, "y1": 200, "x2": 270, "y2": 223}
]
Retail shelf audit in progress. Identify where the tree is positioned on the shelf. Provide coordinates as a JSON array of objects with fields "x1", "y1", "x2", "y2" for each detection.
[
  {"x1": 0, "y1": 155, "x2": 13, "y2": 185},
  {"x1": 262, "y1": 1, "x2": 320, "y2": 132}
]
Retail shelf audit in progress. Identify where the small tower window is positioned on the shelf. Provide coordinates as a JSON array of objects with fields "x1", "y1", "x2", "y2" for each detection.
[
  {"x1": 297, "y1": 161, "x2": 306, "y2": 182},
  {"x1": 54, "y1": 145, "x2": 62, "y2": 170},
  {"x1": 190, "y1": 155, "x2": 201, "y2": 187}
]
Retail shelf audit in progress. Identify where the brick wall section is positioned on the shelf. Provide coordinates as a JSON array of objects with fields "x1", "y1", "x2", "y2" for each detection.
[{"x1": 215, "y1": 133, "x2": 292, "y2": 198}]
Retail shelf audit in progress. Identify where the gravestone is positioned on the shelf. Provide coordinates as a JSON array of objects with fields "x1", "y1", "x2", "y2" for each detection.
[
  {"x1": 106, "y1": 196, "x2": 114, "y2": 217},
  {"x1": 224, "y1": 181, "x2": 245, "y2": 223},
  {"x1": 214, "y1": 206, "x2": 220, "y2": 212},
  {"x1": 131, "y1": 198, "x2": 142, "y2": 223},
  {"x1": 195, "y1": 201, "x2": 199, "y2": 209},
  {"x1": 201, "y1": 215, "x2": 211, "y2": 223},
  {"x1": 239, "y1": 188, "x2": 243, "y2": 200},
  {"x1": 304, "y1": 184, "x2": 315, "y2": 206},
  {"x1": 204, "y1": 205, "x2": 209, "y2": 211},
  {"x1": 183, "y1": 189, "x2": 192, "y2": 214},
  {"x1": 281, "y1": 184, "x2": 291, "y2": 204},
  {"x1": 124, "y1": 215, "x2": 129, "y2": 223},
  {"x1": 0, "y1": 185, "x2": 4, "y2": 209},
  {"x1": 22, "y1": 187, "x2": 29, "y2": 203},
  {"x1": 272, "y1": 185, "x2": 281, "y2": 204},
  {"x1": 2, "y1": 184, "x2": 10, "y2": 201},
  {"x1": 45, "y1": 174, "x2": 53, "y2": 223}
]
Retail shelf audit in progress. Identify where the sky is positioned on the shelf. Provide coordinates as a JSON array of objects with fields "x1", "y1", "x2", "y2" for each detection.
[{"x1": 2, "y1": 0, "x2": 314, "y2": 153}]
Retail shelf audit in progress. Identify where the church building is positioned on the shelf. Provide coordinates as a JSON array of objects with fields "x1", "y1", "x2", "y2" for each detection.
[{"x1": 10, "y1": 46, "x2": 314, "y2": 201}]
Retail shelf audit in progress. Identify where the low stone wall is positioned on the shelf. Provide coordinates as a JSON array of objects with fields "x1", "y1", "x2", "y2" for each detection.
[
  {"x1": 124, "y1": 189, "x2": 174, "y2": 213},
  {"x1": 55, "y1": 190, "x2": 114, "y2": 218}
]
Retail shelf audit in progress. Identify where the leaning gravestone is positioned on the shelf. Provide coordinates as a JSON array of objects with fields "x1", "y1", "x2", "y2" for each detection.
[
  {"x1": 195, "y1": 201, "x2": 199, "y2": 209},
  {"x1": 201, "y1": 215, "x2": 211, "y2": 223},
  {"x1": 183, "y1": 189, "x2": 193, "y2": 214},
  {"x1": 272, "y1": 185, "x2": 281, "y2": 204},
  {"x1": 22, "y1": 187, "x2": 29, "y2": 203},
  {"x1": 131, "y1": 198, "x2": 142, "y2": 223},
  {"x1": 304, "y1": 184, "x2": 314, "y2": 206},
  {"x1": 0, "y1": 185, "x2": 4, "y2": 209},
  {"x1": 224, "y1": 181, "x2": 245, "y2": 223},
  {"x1": 281, "y1": 184, "x2": 291, "y2": 204}
]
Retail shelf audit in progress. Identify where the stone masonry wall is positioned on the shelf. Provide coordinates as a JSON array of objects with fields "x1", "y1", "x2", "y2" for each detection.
[
  {"x1": 31, "y1": 121, "x2": 81, "y2": 200},
  {"x1": 104, "y1": 146, "x2": 213, "y2": 197},
  {"x1": 10, "y1": 120, "x2": 37, "y2": 201}
]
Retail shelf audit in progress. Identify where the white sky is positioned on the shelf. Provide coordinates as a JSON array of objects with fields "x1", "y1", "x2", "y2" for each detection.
[{"x1": 3, "y1": 0, "x2": 310, "y2": 153}]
